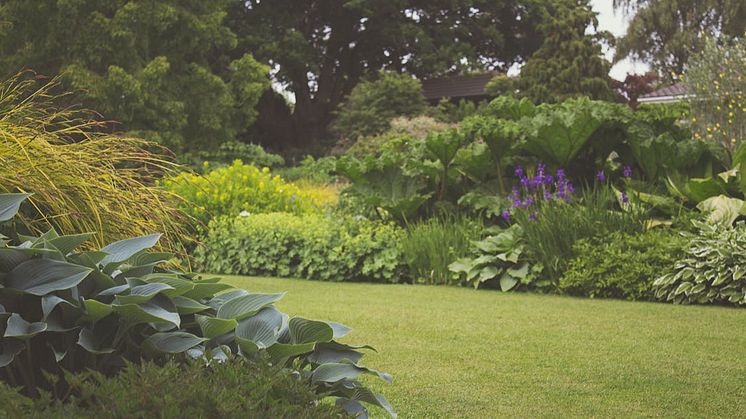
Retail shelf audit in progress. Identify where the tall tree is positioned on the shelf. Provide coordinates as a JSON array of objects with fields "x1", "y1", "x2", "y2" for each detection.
[
  {"x1": 515, "y1": 0, "x2": 615, "y2": 103},
  {"x1": 228, "y1": 0, "x2": 555, "y2": 145},
  {"x1": 0, "y1": 0, "x2": 269, "y2": 153},
  {"x1": 614, "y1": 0, "x2": 746, "y2": 79}
]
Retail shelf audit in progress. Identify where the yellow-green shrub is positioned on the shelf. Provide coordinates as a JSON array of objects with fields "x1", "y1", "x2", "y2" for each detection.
[{"x1": 165, "y1": 160, "x2": 335, "y2": 224}]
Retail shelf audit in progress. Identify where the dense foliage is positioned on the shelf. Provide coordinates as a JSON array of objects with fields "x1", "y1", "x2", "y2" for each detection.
[
  {"x1": 197, "y1": 214, "x2": 406, "y2": 283},
  {"x1": 0, "y1": 360, "x2": 345, "y2": 418},
  {"x1": 560, "y1": 230, "x2": 688, "y2": 300},
  {"x1": 0, "y1": 75, "x2": 193, "y2": 255},
  {"x1": 654, "y1": 222, "x2": 746, "y2": 305},
  {"x1": 0, "y1": 1, "x2": 269, "y2": 153},
  {"x1": 0, "y1": 194, "x2": 394, "y2": 417},
  {"x1": 187, "y1": 141, "x2": 285, "y2": 170},
  {"x1": 164, "y1": 161, "x2": 331, "y2": 225}
]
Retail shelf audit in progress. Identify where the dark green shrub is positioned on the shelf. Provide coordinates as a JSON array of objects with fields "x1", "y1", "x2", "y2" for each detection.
[
  {"x1": 654, "y1": 221, "x2": 746, "y2": 305},
  {"x1": 401, "y1": 216, "x2": 482, "y2": 285},
  {"x1": 187, "y1": 141, "x2": 286, "y2": 170},
  {"x1": 278, "y1": 155, "x2": 339, "y2": 184},
  {"x1": 0, "y1": 194, "x2": 394, "y2": 417},
  {"x1": 0, "y1": 360, "x2": 346, "y2": 418},
  {"x1": 196, "y1": 213, "x2": 407, "y2": 283},
  {"x1": 560, "y1": 229, "x2": 688, "y2": 300}
]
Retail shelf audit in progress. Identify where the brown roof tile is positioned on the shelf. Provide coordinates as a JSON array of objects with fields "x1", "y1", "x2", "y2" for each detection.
[{"x1": 421, "y1": 72, "x2": 497, "y2": 101}]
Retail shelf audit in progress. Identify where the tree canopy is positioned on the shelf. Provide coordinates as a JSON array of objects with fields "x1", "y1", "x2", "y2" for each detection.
[{"x1": 0, "y1": 0, "x2": 269, "y2": 153}]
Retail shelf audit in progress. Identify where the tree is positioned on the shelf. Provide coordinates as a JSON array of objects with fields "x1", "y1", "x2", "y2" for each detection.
[
  {"x1": 515, "y1": 0, "x2": 615, "y2": 103},
  {"x1": 614, "y1": 0, "x2": 746, "y2": 79},
  {"x1": 228, "y1": 0, "x2": 561, "y2": 145},
  {"x1": 332, "y1": 71, "x2": 426, "y2": 140},
  {"x1": 0, "y1": 0, "x2": 269, "y2": 153},
  {"x1": 612, "y1": 71, "x2": 658, "y2": 108}
]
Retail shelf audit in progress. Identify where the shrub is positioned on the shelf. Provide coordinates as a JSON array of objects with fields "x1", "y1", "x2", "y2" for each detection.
[
  {"x1": 332, "y1": 71, "x2": 427, "y2": 140},
  {"x1": 0, "y1": 360, "x2": 345, "y2": 418},
  {"x1": 165, "y1": 160, "x2": 331, "y2": 225},
  {"x1": 278, "y1": 155, "x2": 339, "y2": 184},
  {"x1": 0, "y1": 74, "x2": 193, "y2": 255},
  {"x1": 560, "y1": 229, "x2": 688, "y2": 300},
  {"x1": 187, "y1": 141, "x2": 285, "y2": 170},
  {"x1": 401, "y1": 216, "x2": 482, "y2": 285},
  {"x1": 654, "y1": 221, "x2": 746, "y2": 305},
  {"x1": 0, "y1": 194, "x2": 394, "y2": 417},
  {"x1": 196, "y1": 213, "x2": 406, "y2": 283},
  {"x1": 345, "y1": 116, "x2": 450, "y2": 159}
]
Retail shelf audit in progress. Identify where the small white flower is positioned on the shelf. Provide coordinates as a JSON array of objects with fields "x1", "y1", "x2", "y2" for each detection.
[{"x1": 239, "y1": 210, "x2": 251, "y2": 217}]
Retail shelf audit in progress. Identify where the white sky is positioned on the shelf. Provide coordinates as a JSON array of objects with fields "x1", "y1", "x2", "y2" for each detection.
[{"x1": 591, "y1": 0, "x2": 650, "y2": 80}]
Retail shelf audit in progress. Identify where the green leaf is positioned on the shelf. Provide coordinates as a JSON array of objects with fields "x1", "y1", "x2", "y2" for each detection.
[
  {"x1": 308, "y1": 342, "x2": 365, "y2": 364},
  {"x1": 311, "y1": 361, "x2": 393, "y2": 384},
  {"x1": 143, "y1": 332, "x2": 207, "y2": 353},
  {"x1": 478, "y1": 266, "x2": 499, "y2": 283},
  {"x1": 217, "y1": 293, "x2": 285, "y2": 320},
  {"x1": 5, "y1": 258, "x2": 92, "y2": 296},
  {"x1": 100, "y1": 234, "x2": 161, "y2": 266},
  {"x1": 499, "y1": 272, "x2": 519, "y2": 291},
  {"x1": 182, "y1": 282, "x2": 233, "y2": 300},
  {"x1": 266, "y1": 342, "x2": 315, "y2": 362},
  {"x1": 507, "y1": 263, "x2": 529, "y2": 279},
  {"x1": 687, "y1": 177, "x2": 727, "y2": 203},
  {"x1": 235, "y1": 306, "x2": 284, "y2": 352},
  {"x1": 77, "y1": 328, "x2": 114, "y2": 354},
  {"x1": 80, "y1": 299, "x2": 114, "y2": 322},
  {"x1": 448, "y1": 258, "x2": 474, "y2": 274},
  {"x1": 172, "y1": 296, "x2": 210, "y2": 315},
  {"x1": 0, "y1": 340, "x2": 24, "y2": 367},
  {"x1": 329, "y1": 322, "x2": 352, "y2": 339},
  {"x1": 195, "y1": 315, "x2": 238, "y2": 339},
  {"x1": 41, "y1": 295, "x2": 77, "y2": 320},
  {"x1": 48, "y1": 233, "x2": 95, "y2": 255},
  {"x1": 289, "y1": 317, "x2": 334, "y2": 344},
  {"x1": 141, "y1": 274, "x2": 194, "y2": 297},
  {"x1": 336, "y1": 387, "x2": 397, "y2": 419},
  {"x1": 0, "y1": 193, "x2": 30, "y2": 222},
  {"x1": 116, "y1": 283, "x2": 175, "y2": 305},
  {"x1": 697, "y1": 195, "x2": 745, "y2": 226},
  {"x1": 4, "y1": 313, "x2": 47, "y2": 339},
  {"x1": 113, "y1": 298, "x2": 180, "y2": 328}
]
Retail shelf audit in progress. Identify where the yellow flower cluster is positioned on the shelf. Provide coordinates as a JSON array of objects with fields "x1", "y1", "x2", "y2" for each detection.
[{"x1": 164, "y1": 160, "x2": 336, "y2": 223}]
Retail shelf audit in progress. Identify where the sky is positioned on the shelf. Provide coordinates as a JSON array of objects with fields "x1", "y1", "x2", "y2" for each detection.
[{"x1": 591, "y1": 0, "x2": 650, "y2": 80}]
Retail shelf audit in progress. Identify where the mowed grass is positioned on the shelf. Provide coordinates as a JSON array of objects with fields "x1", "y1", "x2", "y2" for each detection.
[{"x1": 223, "y1": 276, "x2": 746, "y2": 418}]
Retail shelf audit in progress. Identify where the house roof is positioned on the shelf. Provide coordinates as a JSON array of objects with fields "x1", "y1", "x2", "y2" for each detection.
[
  {"x1": 421, "y1": 72, "x2": 497, "y2": 101},
  {"x1": 638, "y1": 83, "x2": 688, "y2": 103}
]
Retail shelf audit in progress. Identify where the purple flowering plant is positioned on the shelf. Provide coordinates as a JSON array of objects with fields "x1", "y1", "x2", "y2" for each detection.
[{"x1": 503, "y1": 163, "x2": 576, "y2": 222}]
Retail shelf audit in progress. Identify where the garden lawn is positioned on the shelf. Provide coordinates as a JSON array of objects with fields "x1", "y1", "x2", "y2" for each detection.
[{"x1": 223, "y1": 276, "x2": 746, "y2": 418}]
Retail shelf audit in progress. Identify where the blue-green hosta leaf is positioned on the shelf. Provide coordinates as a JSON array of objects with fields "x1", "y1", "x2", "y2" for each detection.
[
  {"x1": 207, "y1": 289, "x2": 250, "y2": 310},
  {"x1": 143, "y1": 332, "x2": 207, "y2": 353},
  {"x1": 128, "y1": 252, "x2": 173, "y2": 267},
  {"x1": 115, "y1": 283, "x2": 175, "y2": 305},
  {"x1": 80, "y1": 299, "x2": 114, "y2": 323},
  {"x1": 48, "y1": 233, "x2": 95, "y2": 255},
  {"x1": 289, "y1": 317, "x2": 334, "y2": 344},
  {"x1": 448, "y1": 258, "x2": 474, "y2": 274},
  {"x1": 308, "y1": 342, "x2": 367, "y2": 364},
  {"x1": 507, "y1": 263, "x2": 529, "y2": 280},
  {"x1": 182, "y1": 282, "x2": 233, "y2": 300},
  {"x1": 100, "y1": 234, "x2": 161, "y2": 267},
  {"x1": 172, "y1": 296, "x2": 210, "y2": 315},
  {"x1": 311, "y1": 361, "x2": 393, "y2": 384},
  {"x1": 337, "y1": 387, "x2": 397, "y2": 418},
  {"x1": 336, "y1": 399, "x2": 367, "y2": 419},
  {"x1": 0, "y1": 193, "x2": 29, "y2": 222},
  {"x1": 113, "y1": 298, "x2": 180, "y2": 328},
  {"x1": 697, "y1": 195, "x2": 745, "y2": 226},
  {"x1": 478, "y1": 266, "x2": 500, "y2": 283},
  {"x1": 141, "y1": 275, "x2": 194, "y2": 297},
  {"x1": 77, "y1": 328, "x2": 115, "y2": 354},
  {"x1": 0, "y1": 249, "x2": 29, "y2": 272},
  {"x1": 217, "y1": 293, "x2": 285, "y2": 320},
  {"x1": 266, "y1": 342, "x2": 315, "y2": 362},
  {"x1": 97, "y1": 284, "x2": 130, "y2": 297},
  {"x1": 195, "y1": 315, "x2": 237, "y2": 339},
  {"x1": 0, "y1": 340, "x2": 24, "y2": 367},
  {"x1": 41, "y1": 295, "x2": 77, "y2": 320},
  {"x1": 235, "y1": 307, "x2": 284, "y2": 353},
  {"x1": 5, "y1": 258, "x2": 92, "y2": 296},
  {"x1": 499, "y1": 272, "x2": 519, "y2": 291},
  {"x1": 4, "y1": 313, "x2": 47, "y2": 339},
  {"x1": 329, "y1": 322, "x2": 352, "y2": 339}
]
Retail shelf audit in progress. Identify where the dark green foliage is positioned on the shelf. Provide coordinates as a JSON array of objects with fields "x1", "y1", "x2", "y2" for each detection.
[
  {"x1": 188, "y1": 141, "x2": 285, "y2": 171},
  {"x1": 0, "y1": 360, "x2": 345, "y2": 418},
  {"x1": 560, "y1": 229, "x2": 688, "y2": 300},
  {"x1": 278, "y1": 156, "x2": 340, "y2": 184},
  {"x1": 332, "y1": 72, "x2": 427, "y2": 140},
  {"x1": 401, "y1": 216, "x2": 483, "y2": 285},
  {"x1": 197, "y1": 214, "x2": 406, "y2": 283},
  {"x1": 516, "y1": 0, "x2": 615, "y2": 103},
  {"x1": 654, "y1": 222, "x2": 746, "y2": 305},
  {"x1": 0, "y1": 195, "x2": 394, "y2": 417},
  {"x1": 0, "y1": 1, "x2": 269, "y2": 153}
]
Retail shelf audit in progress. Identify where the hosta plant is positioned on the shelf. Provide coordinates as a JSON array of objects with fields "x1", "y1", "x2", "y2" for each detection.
[
  {"x1": 449, "y1": 225, "x2": 544, "y2": 291},
  {"x1": 654, "y1": 221, "x2": 746, "y2": 306},
  {"x1": 0, "y1": 194, "x2": 394, "y2": 417}
]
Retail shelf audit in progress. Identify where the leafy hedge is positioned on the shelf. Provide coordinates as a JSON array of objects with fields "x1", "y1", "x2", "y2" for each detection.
[
  {"x1": 0, "y1": 360, "x2": 346, "y2": 418},
  {"x1": 0, "y1": 194, "x2": 394, "y2": 417},
  {"x1": 560, "y1": 230, "x2": 688, "y2": 300},
  {"x1": 196, "y1": 213, "x2": 406, "y2": 283}
]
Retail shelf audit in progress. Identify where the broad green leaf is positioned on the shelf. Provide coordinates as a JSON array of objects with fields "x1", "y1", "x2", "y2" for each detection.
[
  {"x1": 235, "y1": 306, "x2": 284, "y2": 352},
  {"x1": 217, "y1": 293, "x2": 285, "y2": 320},
  {"x1": 182, "y1": 282, "x2": 233, "y2": 300},
  {"x1": 4, "y1": 313, "x2": 47, "y2": 339},
  {"x1": 100, "y1": 234, "x2": 161, "y2": 266},
  {"x1": 172, "y1": 296, "x2": 210, "y2": 315},
  {"x1": 329, "y1": 322, "x2": 352, "y2": 339},
  {"x1": 0, "y1": 193, "x2": 29, "y2": 222},
  {"x1": 266, "y1": 342, "x2": 315, "y2": 362},
  {"x1": 448, "y1": 258, "x2": 474, "y2": 274},
  {"x1": 81, "y1": 299, "x2": 114, "y2": 322},
  {"x1": 142, "y1": 275, "x2": 194, "y2": 297},
  {"x1": 77, "y1": 328, "x2": 115, "y2": 354},
  {"x1": 5, "y1": 258, "x2": 92, "y2": 295},
  {"x1": 113, "y1": 298, "x2": 180, "y2": 328},
  {"x1": 289, "y1": 317, "x2": 334, "y2": 344},
  {"x1": 697, "y1": 195, "x2": 745, "y2": 226},
  {"x1": 308, "y1": 342, "x2": 365, "y2": 364},
  {"x1": 41, "y1": 295, "x2": 77, "y2": 320},
  {"x1": 507, "y1": 263, "x2": 529, "y2": 279},
  {"x1": 336, "y1": 387, "x2": 397, "y2": 419},
  {"x1": 195, "y1": 315, "x2": 237, "y2": 339},
  {"x1": 478, "y1": 266, "x2": 499, "y2": 283},
  {"x1": 499, "y1": 273, "x2": 519, "y2": 291},
  {"x1": 143, "y1": 332, "x2": 206, "y2": 353},
  {"x1": 0, "y1": 249, "x2": 29, "y2": 271},
  {"x1": 116, "y1": 283, "x2": 175, "y2": 305},
  {"x1": 0, "y1": 341, "x2": 24, "y2": 367},
  {"x1": 311, "y1": 361, "x2": 393, "y2": 384},
  {"x1": 687, "y1": 177, "x2": 726, "y2": 203},
  {"x1": 49, "y1": 233, "x2": 94, "y2": 255}
]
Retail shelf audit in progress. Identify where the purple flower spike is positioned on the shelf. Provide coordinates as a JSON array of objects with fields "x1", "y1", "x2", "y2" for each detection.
[
  {"x1": 514, "y1": 165, "x2": 524, "y2": 178},
  {"x1": 537, "y1": 163, "x2": 546, "y2": 177},
  {"x1": 544, "y1": 189, "x2": 552, "y2": 201},
  {"x1": 556, "y1": 168, "x2": 566, "y2": 180},
  {"x1": 501, "y1": 210, "x2": 511, "y2": 221},
  {"x1": 567, "y1": 182, "x2": 575, "y2": 194},
  {"x1": 596, "y1": 170, "x2": 606, "y2": 182},
  {"x1": 623, "y1": 165, "x2": 633, "y2": 178},
  {"x1": 529, "y1": 212, "x2": 538, "y2": 221},
  {"x1": 544, "y1": 175, "x2": 554, "y2": 186},
  {"x1": 621, "y1": 192, "x2": 629, "y2": 204},
  {"x1": 520, "y1": 176, "x2": 530, "y2": 188}
]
